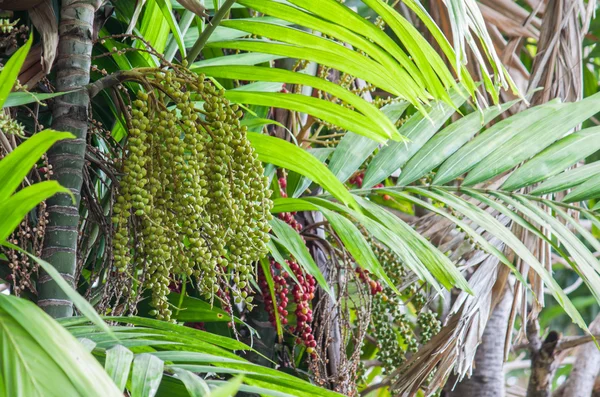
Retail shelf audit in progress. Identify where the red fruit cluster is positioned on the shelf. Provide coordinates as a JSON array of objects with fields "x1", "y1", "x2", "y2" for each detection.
[
  {"x1": 348, "y1": 171, "x2": 386, "y2": 189},
  {"x1": 348, "y1": 171, "x2": 391, "y2": 200},
  {"x1": 288, "y1": 259, "x2": 317, "y2": 354},
  {"x1": 348, "y1": 171, "x2": 365, "y2": 188},
  {"x1": 258, "y1": 260, "x2": 290, "y2": 328},
  {"x1": 356, "y1": 266, "x2": 383, "y2": 295},
  {"x1": 278, "y1": 177, "x2": 302, "y2": 231}
]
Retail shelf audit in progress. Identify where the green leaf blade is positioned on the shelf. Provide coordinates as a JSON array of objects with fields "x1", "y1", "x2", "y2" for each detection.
[
  {"x1": 0, "y1": 35, "x2": 32, "y2": 108},
  {"x1": 0, "y1": 130, "x2": 74, "y2": 202},
  {"x1": 105, "y1": 345, "x2": 134, "y2": 392},
  {"x1": 131, "y1": 354, "x2": 164, "y2": 397},
  {"x1": 397, "y1": 100, "x2": 517, "y2": 186},
  {"x1": 531, "y1": 161, "x2": 600, "y2": 196},
  {"x1": 248, "y1": 132, "x2": 358, "y2": 210},
  {"x1": 502, "y1": 126, "x2": 600, "y2": 191},
  {"x1": 363, "y1": 89, "x2": 467, "y2": 188},
  {"x1": 270, "y1": 218, "x2": 332, "y2": 296}
]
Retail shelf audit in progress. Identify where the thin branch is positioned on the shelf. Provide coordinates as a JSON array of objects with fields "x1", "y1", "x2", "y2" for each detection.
[
  {"x1": 186, "y1": 0, "x2": 237, "y2": 63},
  {"x1": 87, "y1": 70, "x2": 127, "y2": 98},
  {"x1": 556, "y1": 334, "x2": 600, "y2": 352},
  {"x1": 512, "y1": 333, "x2": 600, "y2": 352},
  {"x1": 360, "y1": 379, "x2": 391, "y2": 396}
]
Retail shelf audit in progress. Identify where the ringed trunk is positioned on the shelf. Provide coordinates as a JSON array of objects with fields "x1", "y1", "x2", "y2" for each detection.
[{"x1": 38, "y1": 0, "x2": 101, "y2": 318}]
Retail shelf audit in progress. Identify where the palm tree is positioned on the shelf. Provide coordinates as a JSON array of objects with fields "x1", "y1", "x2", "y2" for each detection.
[{"x1": 1, "y1": 1, "x2": 600, "y2": 396}]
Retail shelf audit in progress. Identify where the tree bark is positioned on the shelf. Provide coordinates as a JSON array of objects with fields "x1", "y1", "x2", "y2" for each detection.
[
  {"x1": 553, "y1": 313, "x2": 600, "y2": 397},
  {"x1": 526, "y1": 319, "x2": 560, "y2": 397},
  {"x1": 446, "y1": 287, "x2": 513, "y2": 397},
  {"x1": 38, "y1": 0, "x2": 101, "y2": 318}
]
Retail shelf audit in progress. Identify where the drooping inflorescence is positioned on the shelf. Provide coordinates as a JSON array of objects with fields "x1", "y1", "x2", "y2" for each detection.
[
  {"x1": 362, "y1": 235, "x2": 441, "y2": 375},
  {"x1": 0, "y1": 112, "x2": 25, "y2": 136},
  {"x1": 112, "y1": 67, "x2": 273, "y2": 320}
]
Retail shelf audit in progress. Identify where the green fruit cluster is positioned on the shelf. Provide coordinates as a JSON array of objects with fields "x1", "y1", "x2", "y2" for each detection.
[
  {"x1": 366, "y1": 236, "x2": 441, "y2": 374},
  {"x1": 113, "y1": 69, "x2": 272, "y2": 320},
  {"x1": 0, "y1": 112, "x2": 25, "y2": 136},
  {"x1": 371, "y1": 293, "x2": 416, "y2": 373},
  {"x1": 416, "y1": 310, "x2": 441, "y2": 344}
]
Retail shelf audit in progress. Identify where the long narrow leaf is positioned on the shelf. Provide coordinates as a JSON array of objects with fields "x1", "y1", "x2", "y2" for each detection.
[
  {"x1": 227, "y1": 91, "x2": 388, "y2": 143},
  {"x1": 465, "y1": 93, "x2": 600, "y2": 186},
  {"x1": 386, "y1": 190, "x2": 529, "y2": 290},
  {"x1": 318, "y1": 207, "x2": 397, "y2": 292},
  {"x1": 131, "y1": 354, "x2": 164, "y2": 397},
  {"x1": 434, "y1": 101, "x2": 563, "y2": 185},
  {"x1": 198, "y1": 65, "x2": 401, "y2": 141},
  {"x1": 153, "y1": 0, "x2": 186, "y2": 58},
  {"x1": 355, "y1": 196, "x2": 472, "y2": 293},
  {"x1": 259, "y1": 257, "x2": 283, "y2": 339},
  {"x1": 170, "y1": 367, "x2": 211, "y2": 397},
  {"x1": 248, "y1": 132, "x2": 358, "y2": 210},
  {"x1": 0, "y1": 35, "x2": 32, "y2": 108},
  {"x1": 397, "y1": 100, "x2": 517, "y2": 186},
  {"x1": 531, "y1": 162, "x2": 600, "y2": 196},
  {"x1": 3, "y1": 242, "x2": 116, "y2": 339},
  {"x1": 271, "y1": 197, "x2": 442, "y2": 293},
  {"x1": 363, "y1": 88, "x2": 467, "y2": 188},
  {"x1": 420, "y1": 188, "x2": 588, "y2": 332},
  {"x1": 0, "y1": 295, "x2": 121, "y2": 397},
  {"x1": 206, "y1": 39, "x2": 424, "y2": 108},
  {"x1": 328, "y1": 102, "x2": 408, "y2": 184},
  {"x1": 0, "y1": 182, "x2": 69, "y2": 242},
  {"x1": 105, "y1": 345, "x2": 134, "y2": 392},
  {"x1": 563, "y1": 173, "x2": 600, "y2": 203},
  {"x1": 502, "y1": 126, "x2": 600, "y2": 191},
  {"x1": 0, "y1": 130, "x2": 74, "y2": 202},
  {"x1": 270, "y1": 219, "x2": 332, "y2": 296}
]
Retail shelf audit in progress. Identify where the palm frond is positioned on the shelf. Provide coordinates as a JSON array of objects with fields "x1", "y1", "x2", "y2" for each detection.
[
  {"x1": 190, "y1": 0, "x2": 515, "y2": 144},
  {"x1": 0, "y1": 295, "x2": 121, "y2": 397},
  {"x1": 259, "y1": 87, "x2": 600, "y2": 393},
  {"x1": 59, "y1": 316, "x2": 345, "y2": 397}
]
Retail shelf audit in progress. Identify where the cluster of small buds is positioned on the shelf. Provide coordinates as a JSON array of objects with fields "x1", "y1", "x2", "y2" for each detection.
[
  {"x1": 110, "y1": 71, "x2": 273, "y2": 320},
  {"x1": 355, "y1": 266, "x2": 383, "y2": 295},
  {"x1": 416, "y1": 310, "x2": 441, "y2": 344},
  {"x1": 0, "y1": 112, "x2": 25, "y2": 136},
  {"x1": 258, "y1": 259, "x2": 290, "y2": 328},
  {"x1": 371, "y1": 291, "x2": 413, "y2": 372},
  {"x1": 0, "y1": 18, "x2": 17, "y2": 34},
  {"x1": 407, "y1": 283, "x2": 426, "y2": 311},
  {"x1": 277, "y1": 177, "x2": 302, "y2": 231},
  {"x1": 288, "y1": 259, "x2": 317, "y2": 354}
]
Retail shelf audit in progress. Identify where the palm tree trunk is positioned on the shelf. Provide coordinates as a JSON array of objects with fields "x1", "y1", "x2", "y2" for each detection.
[
  {"x1": 38, "y1": 0, "x2": 101, "y2": 318},
  {"x1": 553, "y1": 314, "x2": 600, "y2": 397},
  {"x1": 446, "y1": 287, "x2": 513, "y2": 397},
  {"x1": 526, "y1": 320, "x2": 560, "y2": 397}
]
